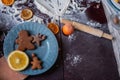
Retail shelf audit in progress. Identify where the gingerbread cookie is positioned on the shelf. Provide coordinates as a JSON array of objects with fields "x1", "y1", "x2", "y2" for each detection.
[
  {"x1": 32, "y1": 33, "x2": 46, "y2": 46},
  {"x1": 16, "y1": 30, "x2": 35, "y2": 51},
  {"x1": 31, "y1": 53, "x2": 42, "y2": 70}
]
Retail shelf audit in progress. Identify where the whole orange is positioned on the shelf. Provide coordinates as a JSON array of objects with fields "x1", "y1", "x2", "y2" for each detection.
[{"x1": 62, "y1": 24, "x2": 74, "y2": 36}]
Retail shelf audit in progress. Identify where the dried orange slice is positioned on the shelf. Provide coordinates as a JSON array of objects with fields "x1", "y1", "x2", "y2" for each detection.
[
  {"x1": 114, "y1": 0, "x2": 119, "y2": 3},
  {"x1": 7, "y1": 50, "x2": 29, "y2": 71},
  {"x1": 21, "y1": 8, "x2": 33, "y2": 20},
  {"x1": 47, "y1": 23, "x2": 59, "y2": 34},
  {"x1": 1, "y1": 0, "x2": 14, "y2": 6}
]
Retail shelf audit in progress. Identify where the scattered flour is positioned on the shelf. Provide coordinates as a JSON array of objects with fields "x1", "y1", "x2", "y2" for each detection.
[
  {"x1": 86, "y1": 20, "x2": 102, "y2": 28},
  {"x1": 0, "y1": 0, "x2": 49, "y2": 24},
  {"x1": 65, "y1": 53, "x2": 82, "y2": 67},
  {"x1": 68, "y1": 34, "x2": 76, "y2": 42}
]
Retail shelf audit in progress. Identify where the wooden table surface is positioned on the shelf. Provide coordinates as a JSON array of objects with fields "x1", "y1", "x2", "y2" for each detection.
[{"x1": 0, "y1": 0, "x2": 120, "y2": 80}]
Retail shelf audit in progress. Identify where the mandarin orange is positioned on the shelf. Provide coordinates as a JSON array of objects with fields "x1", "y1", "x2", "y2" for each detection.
[{"x1": 62, "y1": 24, "x2": 74, "y2": 36}]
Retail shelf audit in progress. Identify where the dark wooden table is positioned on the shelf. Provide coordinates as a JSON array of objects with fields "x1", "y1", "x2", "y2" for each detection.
[
  {"x1": 25, "y1": 1, "x2": 120, "y2": 80},
  {"x1": 0, "y1": 0, "x2": 120, "y2": 80}
]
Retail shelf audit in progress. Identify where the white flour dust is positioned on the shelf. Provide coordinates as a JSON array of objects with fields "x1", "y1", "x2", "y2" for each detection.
[
  {"x1": 86, "y1": 20, "x2": 102, "y2": 28},
  {"x1": 0, "y1": 0, "x2": 49, "y2": 24},
  {"x1": 65, "y1": 53, "x2": 82, "y2": 67},
  {"x1": 68, "y1": 34, "x2": 76, "y2": 42}
]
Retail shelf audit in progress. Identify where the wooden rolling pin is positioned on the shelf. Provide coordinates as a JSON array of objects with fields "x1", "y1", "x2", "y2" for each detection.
[{"x1": 61, "y1": 19, "x2": 113, "y2": 40}]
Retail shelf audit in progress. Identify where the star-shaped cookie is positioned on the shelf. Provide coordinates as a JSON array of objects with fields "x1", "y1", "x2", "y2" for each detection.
[{"x1": 32, "y1": 33, "x2": 46, "y2": 46}]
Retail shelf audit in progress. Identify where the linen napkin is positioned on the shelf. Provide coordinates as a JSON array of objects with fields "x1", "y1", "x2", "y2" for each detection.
[
  {"x1": 0, "y1": 56, "x2": 28, "y2": 80},
  {"x1": 102, "y1": 0, "x2": 120, "y2": 76}
]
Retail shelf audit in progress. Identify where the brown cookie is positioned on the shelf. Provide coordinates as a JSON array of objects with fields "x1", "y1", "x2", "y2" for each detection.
[
  {"x1": 31, "y1": 53, "x2": 42, "y2": 70},
  {"x1": 32, "y1": 33, "x2": 46, "y2": 46},
  {"x1": 16, "y1": 30, "x2": 35, "y2": 51}
]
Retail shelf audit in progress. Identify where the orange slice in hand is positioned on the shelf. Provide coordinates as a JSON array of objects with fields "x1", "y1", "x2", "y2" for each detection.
[
  {"x1": 7, "y1": 50, "x2": 29, "y2": 71},
  {"x1": 21, "y1": 8, "x2": 33, "y2": 20},
  {"x1": 47, "y1": 23, "x2": 59, "y2": 34},
  {"x1": 1, "y1": 0, "x2": 14, "y2": 6}
]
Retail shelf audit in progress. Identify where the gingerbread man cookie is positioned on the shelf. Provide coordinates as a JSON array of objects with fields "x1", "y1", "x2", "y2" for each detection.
[
  {"x1": 16, "y1": 30, "x2": 35, "y2": 51},
  {"x1": 32, "y1": 33, "x2": 46, "y2": 46},
  {"x1": 31, "y1": 53, "x2": 42, "y2": 70}
]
